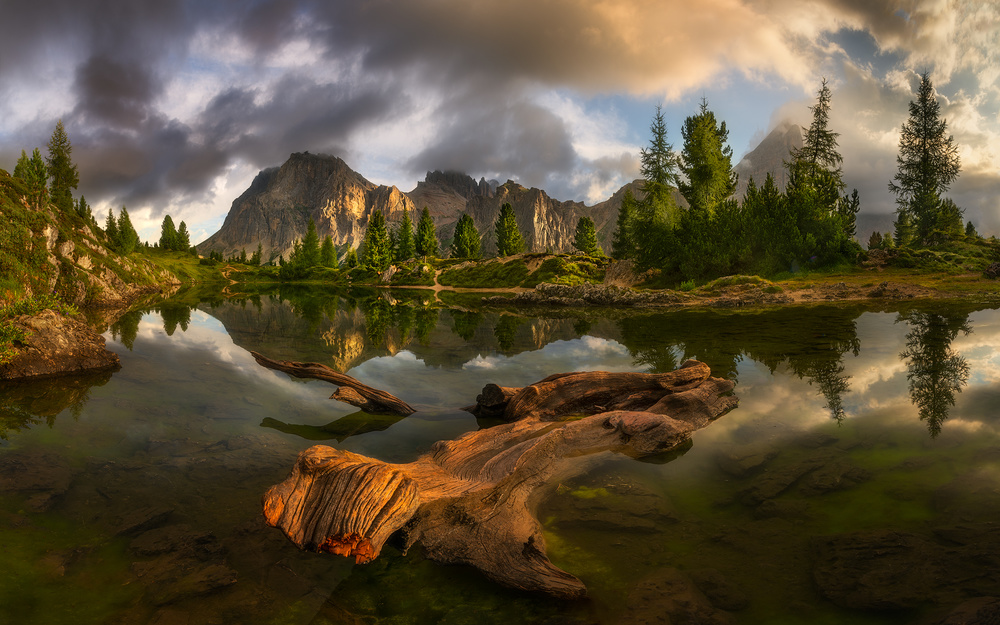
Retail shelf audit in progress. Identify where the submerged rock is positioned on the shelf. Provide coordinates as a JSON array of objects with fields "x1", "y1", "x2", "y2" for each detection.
[
  {"x1": 0, "y1": 310, "x2": 119, "y2": 380},
  {"x1": 617, "y1": 567, "x2": 736, "y2": 625}
]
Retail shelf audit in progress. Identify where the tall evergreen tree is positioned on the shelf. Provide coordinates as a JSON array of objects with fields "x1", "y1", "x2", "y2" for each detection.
[
  {"x1": 889, "y1": 72, "x2": 961, "y2": 242},
  {"x1": 116, "y1": 206, "x2": 140, "y2": 254},
  {"x1": 14, "y1": 148, "x2": 49, "y2": 208},
  {"x1": 494, "y1": 203, "x2": 525, "y2": 256},
  {"x1": 787, "y1": 79, "x2": 844, "y2": 197},
  {"x1": 572, "y1": 216, "x2": 602, "y2": 256},
  {"x1": 160, "y1": 215, "x2": 178, "y2": 250},
  {"x1": 76, "y1": 195, "x2": 93, "y2": 224},
  {"x1": 45, "y1": 120, "x2": 79, "y2": 213},
  {"x1": 345, "y1": 247, "x2": 359, "y2": 268},
  {"x1": 362, "y1": 210, "x2": 391, "y2": 272},
  {"x1": 250, "y1": 243, "x2": 263, "y2": 266},
  {"x1": 301, "y1": 218, "x2": 321, "y2": 268},
  {"x1": 176, "y1": 221, "x2": 190, "y2": 251},
  {"x1": 633, "y1": 106, "x2": 681, "y2": 268},
  {"x1": 451, "y1": 213, "x2": 481, "y2": 259},
  {"x1": 320, "y1": 235, "x2": 337, "y2": 267},
  {"x1": 415, "y1": 206, "x2": 439, "y2": 257},
  {"x1": 611, "y1": 189, "x2": 637, "y2": 260},
  {"x1": 678, "y1": 98, "x2": 737, "y2": 216},
  {"x1": 395, "y1": 210, "x2": 416, "y2": 261},
  {"x1": 105, "y1": 207, "x2": 119, "y2": 248}
]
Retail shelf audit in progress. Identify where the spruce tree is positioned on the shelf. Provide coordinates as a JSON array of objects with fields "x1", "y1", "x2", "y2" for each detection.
[
  {"x1": 634, "y1": 106, "x2": 680, "y2": 268},
  {"x1": 787, "y1": 79, "x2": 843, "y2": 196},
  {"x1": 679, "y1": 98, "x2": 736, "y2": 216},
  {"x1": 301, "y1": 218, "x2": 321, "y2": 268},
  {"x1": 250, "y1": 243, "x2": 263, "y2": 266},
  {"x1": 889, "y1": 72, "x2": 961, "y2": 242},
  {"x1": 160, "y1": 215, "x2": 178, "y2": 250},
  {"x1": 14, "y1": 148, "x2": 49, "y2": 208},
  {"x1": 415, "y1": 206, "x2": 438, "y2": 258},
  {"x1": 76, "y1": 195, "x2": 93, "y2": 223},
  {"x1": 105, "y1": 208, "x2": 119, "y2": 249},
  {"x1": 320, "y1": 235, "x2": 337, "y2": 267},
  {"x1": 116, "y1": 206, "x2": 139, "y2": 254},
  {"x1": 611, "y1": 189, "x2": 637, "y2": 260},
  {"x1": 176, "y1": 221, "x2": 190, "y2": 251},
  {"x1": 45, "y1": 120, "x2": 79, "y2": 213},
  {"x1": 573, "y1": 216, "x2": 602, "y2": 256},
  {"x1": 494, "y1": 203, "x2": 525, "y2": 256},
  {"x1": 362, "y1": 210, "x2": 391, "y2": 272},
  {"x1": 965, "y1": 221, "x2": 978, "y2": 239},
  {"x1": 451, "y1": 213, "x2": 481, "y2": 259},
  {"x1": 345, "y1": 247, "x2": 359, "y2": 268},
  {"x1": 395, "y1": 210, "x2": 416, "y2": 261}
]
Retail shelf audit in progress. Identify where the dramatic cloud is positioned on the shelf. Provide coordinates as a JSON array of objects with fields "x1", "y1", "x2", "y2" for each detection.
[{"x1": 0, "y1": 0, "x2": 996, "y2": 241}]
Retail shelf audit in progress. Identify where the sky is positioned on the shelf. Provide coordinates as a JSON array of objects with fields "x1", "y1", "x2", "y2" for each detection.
[{"x1": 1, "y1": 0, "x2": 997, "y2": 245}]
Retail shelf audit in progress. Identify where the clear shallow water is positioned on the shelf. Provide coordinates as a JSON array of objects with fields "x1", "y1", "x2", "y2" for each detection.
[{"x1": 1, "y1": 287, "x2": 999, "y2": 624}]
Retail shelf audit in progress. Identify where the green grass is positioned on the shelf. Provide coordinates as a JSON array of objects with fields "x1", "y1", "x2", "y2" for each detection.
[
  {"x1": 145, "y1": 247, "x2": 228, "y2": 283},
  {"x1": 439, "y1": 258, "x2": 530, "y2": 288},
  {"x1": 521, "y1": 256, "x2": 605, "y2": 288}
]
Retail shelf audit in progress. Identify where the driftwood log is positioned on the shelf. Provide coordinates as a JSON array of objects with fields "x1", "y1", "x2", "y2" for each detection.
[
  {"x1": 262, "y1": 359, "x2": 737, "y2": 599},
  {"x1": 251, "y1": 351, "x2": 415, "y2": 416}
]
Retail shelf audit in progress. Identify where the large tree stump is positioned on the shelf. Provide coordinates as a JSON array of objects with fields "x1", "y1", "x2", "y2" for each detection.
[{"x1": 262, "y1": 359, "x2": 737, "y2": 598}]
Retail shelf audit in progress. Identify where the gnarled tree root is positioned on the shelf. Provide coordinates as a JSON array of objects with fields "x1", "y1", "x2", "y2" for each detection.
[{"x1": 262, "y1": 359, "x2": 737, "y2": 598}]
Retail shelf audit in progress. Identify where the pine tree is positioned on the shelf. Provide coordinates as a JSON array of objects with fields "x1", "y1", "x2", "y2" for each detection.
[
  {"x1": 415, "y1": 206, "x2": 438, "y2": 258},
  {"x1": 787, "y1": 79, "x2": 844, "y2": 196},
  {"x1": 160, "y1": 215, "x2": 178, "y2": 250},
  {"x1": 894, "y1": 210, "x2": 915, "y2": 247},
  {"x1": 105, "y1": 208, "x2": 119, "y2": 249},
  {"x1": 116, "y1": 206, "x2": 140, "y2": 254},
  {"x1": 889, "y1": 72, "x2": 961, "y2": 242},
  {"x1": 494, "y1": 203, "x2": 525, "y2": 256},
  {"x1": 176, "y1": 221, "x2": 190, "y2": 251},
  {"x1": 45, "y1": 120, "x2": 79, "y2": 213},
  {"x1": 678, "y1": 98, "x2": 736, "y2": 216},
  {"x1": 345, "y1": 247, "x2": 359, "y2": 268},
  {"x1": 451, "y1": 213, "x2": 481, "y2": 259},
  {"x1": 362, "y1": 211, "x2": 391, "y2": 272},
  {"x1": 634, "y1": 106, "x2": 681, "y2": 268},
  {"x1": 573, "y1": 216, "x2": 602, "y2": 256},
  {"x1": 14, "y1": 148, "x2": 49, "y2": 208},
  {"x1": 250, "y1": 243, "x2": 263, "y2": 266},
  {"x1": 611, "y1": 189, "x2": 637, "y2": 260},
  {"x1": 395, "y1": 210, "x2": 416, "y2": 261},
  {"x1": 301, "y1": 218, "x2": 321, "y2": 268},
  {"x1": 965, "y1": 221, "x2": 978, "y2": 239},
  {"x1": 76, "y1": 195, "x2": 93, "y2": 224},
  {"x1": 320, "y1": 235, "x2": 337, "y2": 267}
]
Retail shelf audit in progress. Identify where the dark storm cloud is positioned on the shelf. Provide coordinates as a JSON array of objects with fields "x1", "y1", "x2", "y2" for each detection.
[
  {"x1": 73, "y1": 56, "x2": 161, "y2": 129},
  {"x1": 407, "y1": 95, "x2": 577, "y2": 189}
]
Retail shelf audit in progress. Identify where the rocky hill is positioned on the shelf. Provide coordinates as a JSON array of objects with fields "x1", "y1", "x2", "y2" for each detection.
[{"x1": 0, "y1": 170, "x2": 178, "y2": 309}]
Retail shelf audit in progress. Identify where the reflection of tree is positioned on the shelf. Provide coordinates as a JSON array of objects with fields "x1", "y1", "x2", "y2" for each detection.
[
  {"x1": 110, "y1": 309, "x2": 143, "y2": 350},
  {"x1": 158, "y1": 304, "x2": 191, "y2": 336},
  {"x1": 451, "y1": 311, "x2": 483, "y2": 342},
  {"x1": 898, "y1": 310, "x2": 971, "y2": 437},
  {"x1": 573, "y1": 318, "x2": 592, "y2": 337},
  {"x1": 395, "y1": 305, "x2": 414, "y2": 342},
  {"x1": 362, "y1": 297, "x2": 394, "y2": 347},
  {"x1": 617, "y1": 306, "x2": 863, "y2": 422},
  {"x1": 414, "y1": 307, "x2": 438, "y2": 346},
  {"x1": 494, "y1": 315, "x2": 523, "y2": 352},
  {"x1": 0, "y1": 370, "x2": 113, "y2": 439}
]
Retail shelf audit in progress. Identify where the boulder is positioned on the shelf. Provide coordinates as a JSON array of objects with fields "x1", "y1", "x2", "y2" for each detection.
[{"x1": 0, "y1": 310, "x2": 119, "y2": 380}]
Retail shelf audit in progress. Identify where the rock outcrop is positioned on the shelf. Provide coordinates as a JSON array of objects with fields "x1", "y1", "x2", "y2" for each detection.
[
  {"x1": 733, "y1": 122, "x2": 802, "y2": 200},
  {"x1": 0, "y1": 310, "x2": 120, "y2": 380}
]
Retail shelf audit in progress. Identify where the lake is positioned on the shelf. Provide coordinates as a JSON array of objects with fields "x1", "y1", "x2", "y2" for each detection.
[{"x1": 2, "y1": 286, "x2": 999, "y2": 624}]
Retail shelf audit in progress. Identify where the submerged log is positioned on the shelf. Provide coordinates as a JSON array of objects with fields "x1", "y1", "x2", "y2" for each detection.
[
  {"x1": 263, "y1": 359, "x2": 737, "y2": 599},
  {"x1": 251, "y1": 351, "x2": 415, "y2": 416}
]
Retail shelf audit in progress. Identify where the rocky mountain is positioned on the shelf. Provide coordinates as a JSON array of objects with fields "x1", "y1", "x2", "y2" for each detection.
[
  {"x1": 201, "y1": 123, "x2": 801, "y2": 263},
  {"x1": 199, "y1": 152, "x2": 655, "y2": 260},
  {"x1": 199, "y1": 152, "x2": 417, "y2": 262},
  {"x1": 733, "y1": 122, "x2": 802, "y2": 200}
]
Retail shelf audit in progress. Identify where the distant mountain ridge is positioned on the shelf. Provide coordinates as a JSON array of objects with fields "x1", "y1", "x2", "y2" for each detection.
[{"x1": 198, "y1": 122, "x2": 822, "y2": 261}]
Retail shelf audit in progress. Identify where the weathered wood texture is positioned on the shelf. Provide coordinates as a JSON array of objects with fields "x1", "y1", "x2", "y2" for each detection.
[
  {"x1": 251, "y1": 351, "x2": 415, "y2": 416},
  {"x1": 263, "y1": 359, "x2": 737, "y2": 599}
]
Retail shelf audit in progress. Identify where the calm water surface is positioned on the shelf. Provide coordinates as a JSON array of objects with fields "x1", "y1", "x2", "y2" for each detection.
[{"x1": 2, "y1": 287, "x2": 999, "y2": 624}]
